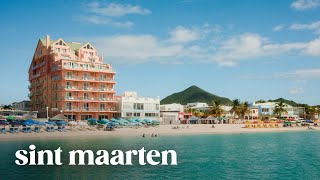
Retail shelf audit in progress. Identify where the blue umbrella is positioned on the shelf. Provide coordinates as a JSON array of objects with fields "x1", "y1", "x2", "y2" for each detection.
[
  {"x1": 56, "y1": 121, "x2": 67, "y2": 125},
  {"x1": 34, "y1": 121, "x2": 46, "y2": 126},
  {"x1": 46, "y1": 121, "x2": 56, "y2": 125},
  {"x1": 25, "y1": 119, "x2": 36, "y2": 124},
  {"x1": 22, "y1": 121, "x2": 33, "y2": 126}
]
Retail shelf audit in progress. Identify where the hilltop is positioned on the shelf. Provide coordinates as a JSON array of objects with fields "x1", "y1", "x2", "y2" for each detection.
[{"x1": 160, "y1": 85, "x2": 232, "y2": 105}]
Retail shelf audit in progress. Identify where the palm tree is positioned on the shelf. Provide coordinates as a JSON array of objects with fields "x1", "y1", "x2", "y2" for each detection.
[
  {"x1": 231, "y1": 99, "x2": 241, "y2": 118},
  {"x1": 210, "y1": 100, "x2": 223, "y2": 117},
  {"x1": 273, "y1": 101, "x2": 287, "y2": 118},
  {"x1": 240, "y1": 101, "x2": 250, "y2": 120}
]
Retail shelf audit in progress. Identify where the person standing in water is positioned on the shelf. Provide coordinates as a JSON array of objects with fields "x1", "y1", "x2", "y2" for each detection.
[{"x1": 142, "y1": 133, "x2": 145, "y2": 138}]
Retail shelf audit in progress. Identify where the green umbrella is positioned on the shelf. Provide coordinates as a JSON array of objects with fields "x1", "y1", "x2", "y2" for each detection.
[
  {"x1": 6, "y1": 116, "x2": 15, "y2": 121},
  {"x1": 97, "y1": 120, "x2": 108, "y2": 124}
]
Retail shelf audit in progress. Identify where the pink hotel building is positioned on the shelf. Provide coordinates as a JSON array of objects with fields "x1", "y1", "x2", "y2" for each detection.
[{"x1": 28, "y1": 35, "x2": 117, "y2": 120}]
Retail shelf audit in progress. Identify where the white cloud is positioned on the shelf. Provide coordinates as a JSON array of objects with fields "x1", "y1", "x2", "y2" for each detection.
[
  {"x1": 83, "y1": 27, "x2": 320, "y2": 66},
  {"x1": 273, "y1": 25, "x2": 285, "y2": 32},
  {"x1": 169, "y1": 24, "x2": 221, "y2": 43},
  {"x1": 289, "y1": 21, "x2": 320, "y2": 34},
  {"x1": 289, "y1": 87, "x2": 304, "y2": 94},
  {"x1": 93, "y1": 35, "x2": 184, "y2": 64},
  {"x1": 304, "y1": 37, "x2": 320, "y2": 55},
  {"x1": 79, "y1": 2, "x2": 150, "y2": 27},
  {"x1": 291, "y1": 0, "x2": 320, "y2": 10},
  {"x1": 169, "y1": 26, "x2": 201, "y2": 43},
  {"x1": 209, "y1": 33, "x2": 311, "y2": 66},
  {"x1": 86, "y1": 2, "x2": 151, "y2": 17},
  {"x1": 240, "y1": 68, "x2": 320, "y2": 80}
]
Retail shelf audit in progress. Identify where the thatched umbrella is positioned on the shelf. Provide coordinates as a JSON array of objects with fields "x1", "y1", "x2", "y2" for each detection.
[{"x1": 50, "y1": 114, "x2": 68, "y2": 121}]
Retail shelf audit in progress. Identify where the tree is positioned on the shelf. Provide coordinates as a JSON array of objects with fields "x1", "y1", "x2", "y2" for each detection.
[
  {"x1": 256, "y1": 100, "x2": 266, "y2": 103},
  {"x1": 231, "y1": 99, "x2": 241, "y2": 118},
  {"x1": 273, "y1": 101, "x2": 287, "y2": 117},
  {"x1": 210, "y1": 100, "x2": 223, "y2": 117},
  {"x1": 2, "y1": 105, "x2": 13, "y2": 110},
  {"x1": 240, "y1": 101, "x2": 250, "y2": 119}
]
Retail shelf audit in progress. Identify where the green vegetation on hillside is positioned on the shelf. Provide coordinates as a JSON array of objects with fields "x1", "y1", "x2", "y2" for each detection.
[{"x1": 160, "y1": 85, "x2": 232, "y2": 105}]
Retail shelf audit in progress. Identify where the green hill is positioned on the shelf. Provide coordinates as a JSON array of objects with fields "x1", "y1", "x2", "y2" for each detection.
[
  {"x1": 267, "y1": 98, "x2": 299, "y2": 107},
  {"x1": 161, "y1": 85, "x2": 232, "y2": 105}
]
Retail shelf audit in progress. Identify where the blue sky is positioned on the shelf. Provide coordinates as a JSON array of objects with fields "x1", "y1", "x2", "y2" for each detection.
[{"x1": 1, "y1": 0, "x2": 320, "y2": 105}]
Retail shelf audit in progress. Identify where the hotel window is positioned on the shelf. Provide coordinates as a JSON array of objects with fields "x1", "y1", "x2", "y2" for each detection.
[
  {"x1": 100, "y1": 104, "x2": 105, "y2": 111},
  {"x1": 62, "y1": 49, "x2": 66, "y2": 54},
  {"x1": 134, "y1": 103, "x2": 144, "y2": 110},
  {"x1": 126, "y1": 112, "x2": 133, "y2": 116},
  {"x1": 100, "y1": 84, "x2": 105, "y2": 90},
  {"x1": 67, "y1": 72, "x2": 72, "y2": 79},
  {"x1": 66, "y1": 92, "x2": 72, "y2": 99},
  {"x1": 66, "y1": 103, "x2": 71, "y2": 110},
  {"x1": 84, "y1": 93, "x2": 89, "y2": 100},
  {"x1": 100, "y1": 94, "x2": 105, "y2": 100},
  {"x1": 134, "y1": 113, "x2": 140, "y2": 117},
  {"x1": 84, "y1": 73, "x2": 89, "y2": 80},
  {"x1": 84, "y1": 82, "x2": 89, "y2": 90},
  {"x1": 83, "y1": 103, "x2": 89, "y2": 110},
  {"x1": 262, "y1": 108, "x2": 269, "y2": 112},
  {"x1": 66, "y1": 82, "x2": 72, "y2": 89}
]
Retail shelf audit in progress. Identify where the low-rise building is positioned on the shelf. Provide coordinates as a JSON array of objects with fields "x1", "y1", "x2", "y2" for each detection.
[
  {"x1": 12, "y1": 100, "x2": 31, "y2": 111},
  {"x1": 160, "y1": 103, "x2": 184, "y2": 124},
  {"x1": 116, "y1": 92, "x2": 160, "y2": 120}
]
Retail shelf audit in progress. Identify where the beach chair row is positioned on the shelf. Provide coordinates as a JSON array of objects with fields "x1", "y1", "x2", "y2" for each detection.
[
  {"x1": 245, "y1": 124, "x2": 280, "y2": 128},
  {"x1": 0, "y1": 126, "x2": 67, "y2": 134}
]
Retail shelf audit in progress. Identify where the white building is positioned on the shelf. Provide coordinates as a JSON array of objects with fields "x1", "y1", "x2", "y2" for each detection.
[
  {"x1": 116, "y1": 92, "x2": 160, "y2": 120},
  {"x1": 12, "y1": 100, "x2": 31, "y2": 111},
  {"x1": 160, "y1": 103, "x2": 184, "y2": 124}
]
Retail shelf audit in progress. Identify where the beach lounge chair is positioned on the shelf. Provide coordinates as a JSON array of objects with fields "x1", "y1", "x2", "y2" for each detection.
[
  {"x1": 57, "y1": 126, "x2": 66, "y2": 132},
  {"x1": 46, "y1": 126, "x2": 52, "y2": 132},
  {"x1": 34, "y1": 127, "x2": 41, "y2": 133},
  {"x1": 22, "y1": 127, "x2": 28, "y2": 133},
  {"x1": 1, "y1": 127, "x2": 6, "y2": 134},
  {"x1": 14, "y1": 127, "x2": 20, "y2": 133},
  {"x1": 10, "y1": 127, "x2": 15, "y2": 133}
]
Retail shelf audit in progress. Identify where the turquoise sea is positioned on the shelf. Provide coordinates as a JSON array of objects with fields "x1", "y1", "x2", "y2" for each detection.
[{"x1": 1, "y1": 131, "x2": 320, "y2": 179}]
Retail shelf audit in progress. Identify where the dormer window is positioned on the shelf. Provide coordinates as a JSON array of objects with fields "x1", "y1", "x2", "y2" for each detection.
[{"x1": 56, "y1": 40, "x2": 66, "y2": 46}]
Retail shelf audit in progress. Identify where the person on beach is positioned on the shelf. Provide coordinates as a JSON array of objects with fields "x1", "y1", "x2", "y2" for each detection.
[
  {"x1": 142, "y1": 133, "x2": 145, "y2": 138},
  {"x1": 212, "y1": 125, "x2": 215, "y2": 128},
  {"x1": 151, "y1": 133, "x2": 154, "y2": 137},
  {"x1": 155, "y1": 134, "x2": 157, "y2": 137}
]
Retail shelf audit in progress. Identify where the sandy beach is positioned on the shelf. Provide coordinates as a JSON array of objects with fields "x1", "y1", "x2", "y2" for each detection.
[{"x1": 0, "y1": 124, "x2": 318, "y2": 142}]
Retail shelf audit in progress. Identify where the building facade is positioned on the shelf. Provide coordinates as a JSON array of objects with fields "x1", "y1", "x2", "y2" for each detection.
[
  {"x1": 160, "y1": 103, "x2": 185, "y2": 124},
  {"x1": 28, "y1": 35, "x2": 117, "y2": 120},
  {"x1": 12, "y1": 100, "x2": 31, "y2": 111},
  {"x1": 116, "y1": 92, "x2": 160, "y2": 120}
]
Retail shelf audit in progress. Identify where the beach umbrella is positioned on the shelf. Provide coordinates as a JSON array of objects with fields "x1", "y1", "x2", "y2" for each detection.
[
  {"x1": 25, "y1": 119, "x2": 36, "y2": 124},
  {"x1": 46, "y1": 121, "x2": 56, "y2": 125},
  {"x1": 34, "y1": 121, "x2": 46, "y2": 126},
  {"x1": 88, "y1": 119, "x2": 98, "y2": 125},
  {"x1": 97, "y1": 120, "x2": 107, "y2": 124},
  {"x1": 6, "y1": 116, "x2": 15, "y2": 121},
  {"x1": 22, "y1": 121, "x2": 33, "y2": 126},
  {"x1": 50, "y1": 114, "x2": 68, "y2": 121},
  {"x1": 56, "y1": 121, "x2": 67, "y2": 125},
  {"x1": 78, "y1": 121, "x2": 88, "y2": 126}
]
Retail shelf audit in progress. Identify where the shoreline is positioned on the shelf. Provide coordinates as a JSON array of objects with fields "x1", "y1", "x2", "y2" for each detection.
[{"x1": 0, "y1": 124, "x2": 318, "y2": 142}]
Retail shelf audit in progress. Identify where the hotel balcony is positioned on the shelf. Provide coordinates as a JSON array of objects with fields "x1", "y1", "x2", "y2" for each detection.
[
  {"x1": 63, "y1": 75, "x2": 116, "y2": 83},
  {"x1": 52, "y1": 85, "x2": 115, "y2": 93},
  {"x1": 52, "y1": 96, "x2": 116, "y2": 102},
  {"x1": 31, "y1": 73, "x2": 40, "y2": 79},
  {"x1": 64, "y1": 107, "x2": 117, "y2": 112},
  {"x1": 63, "y1": 65, "x2": 115, "y2": 74},
  {"x1": 32, "y1": 64, "x2": 39, "y2": 70}
]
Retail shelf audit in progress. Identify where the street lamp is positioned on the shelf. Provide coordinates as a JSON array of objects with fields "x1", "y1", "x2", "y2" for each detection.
[{"x1": 46, "y1": 106, "x2": 49, "y2": 120}]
